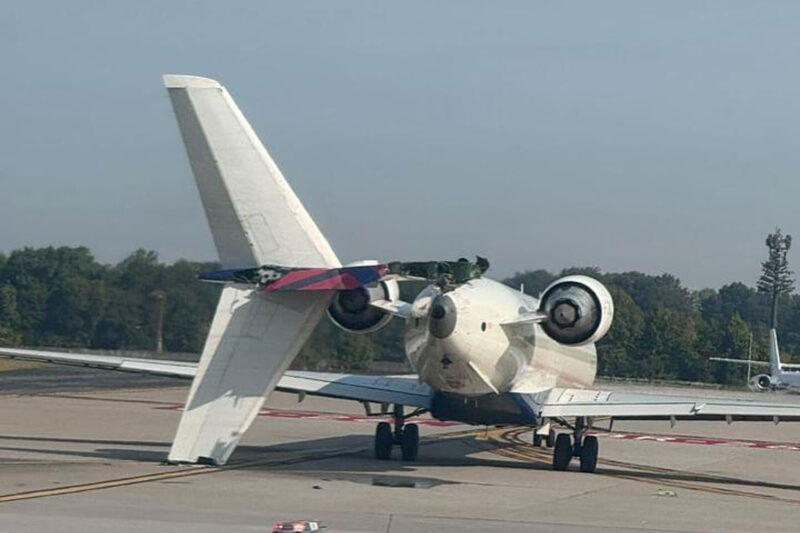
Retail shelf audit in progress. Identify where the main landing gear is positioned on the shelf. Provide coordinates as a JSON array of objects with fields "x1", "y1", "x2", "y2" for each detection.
[
  {"x1": 552, "y1": 417, "x2": 598, "y2": 473},
  {"x1": 374, "y1": 404, "x2": 420, "y2": 461},
  {"x1": 532, "y1": 423, "x2": 556, "y2": 448}
]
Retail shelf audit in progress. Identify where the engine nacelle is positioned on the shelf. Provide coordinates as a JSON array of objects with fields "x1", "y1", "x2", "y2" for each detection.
[
  {"x1": 538, "y1": 275, "x2": 614, "y2": 346},
  {"x1": 749, "y1": 374, "x2": 773, "y2": 392},
  {"x1": 327, "y1": 279, "x2": 399, "y2": 334}
]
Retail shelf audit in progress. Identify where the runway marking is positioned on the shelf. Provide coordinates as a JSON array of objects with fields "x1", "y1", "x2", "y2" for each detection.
[{"x1": 28, "y1": 392, "x2": 180, "y2": 406}]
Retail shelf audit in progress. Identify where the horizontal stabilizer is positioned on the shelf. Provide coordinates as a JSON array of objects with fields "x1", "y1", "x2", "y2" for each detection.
[
  {"x1": 199, "y1": 264, "x2": 389, "y2": 291},
  {"x1": 199, "y1": 257, "x2": 495, "y2": 291}
]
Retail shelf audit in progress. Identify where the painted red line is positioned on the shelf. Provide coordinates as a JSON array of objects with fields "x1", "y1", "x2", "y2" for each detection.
[
  {"x1": 593, "y1": 431, "x2": 800, "y2": 451},
  {"x1": 154, "y1": 405, "x2": 460, "y2": 427},
  {"x1": 151, "y1": 405, "x2": 800, "y2": 449}
]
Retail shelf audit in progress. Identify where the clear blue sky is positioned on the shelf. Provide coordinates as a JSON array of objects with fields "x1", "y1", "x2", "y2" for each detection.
[{"x1": 2, "y1": 1, "x2": 799, "y2": 289}]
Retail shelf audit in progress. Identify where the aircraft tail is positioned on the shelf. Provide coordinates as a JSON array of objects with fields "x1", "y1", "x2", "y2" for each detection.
[
  {"x1": 163, "y1": 75, "x2": 339, "y2": 465},
  {"x1": 164, "y1": 74, "x2": 339, "y2": 269},
  {"x1": 768, "y1": 328, "x2": 782, "y2": 378}
]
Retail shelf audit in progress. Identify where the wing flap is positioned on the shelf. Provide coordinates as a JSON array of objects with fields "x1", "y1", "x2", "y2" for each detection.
[
  {"x1": 539, "y1": 387, "x2": 800, "y2": 421},
  {"x1": 279, "y1": 371, "x2": 431, "y2": 408}
]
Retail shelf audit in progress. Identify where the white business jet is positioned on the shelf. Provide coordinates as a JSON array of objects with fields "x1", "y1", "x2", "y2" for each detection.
[{"x1": 3, "y1": 75, "x2": 800, "y2": 473}]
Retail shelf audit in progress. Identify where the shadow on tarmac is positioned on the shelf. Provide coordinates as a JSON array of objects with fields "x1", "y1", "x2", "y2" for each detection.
[{"x1": 3, "y1": 431, "x2": 800, "y2": 496}]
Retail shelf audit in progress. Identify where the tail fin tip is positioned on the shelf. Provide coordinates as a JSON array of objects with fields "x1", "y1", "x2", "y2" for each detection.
[{"x1": 163, "y1": 74, "x2": 221, "y2": 89}]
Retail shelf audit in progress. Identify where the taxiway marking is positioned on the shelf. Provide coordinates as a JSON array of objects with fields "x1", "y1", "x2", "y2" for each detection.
[
  {"x1": 483, "y1": 427, "x2": 800, "y2": 505},
  {"x1": 0, "y1": 427, "x2": 482, "y2": 504}
]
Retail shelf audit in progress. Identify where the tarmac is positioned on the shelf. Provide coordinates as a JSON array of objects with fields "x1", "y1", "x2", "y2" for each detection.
[{"x1": 1, "y1": 368, "x2": 800, "y2": 532}]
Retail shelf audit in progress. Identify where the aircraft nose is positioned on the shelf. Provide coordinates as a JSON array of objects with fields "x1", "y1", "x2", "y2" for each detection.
[{"x1": 429, "y1": 294, "x2": 457, "y2": 339}]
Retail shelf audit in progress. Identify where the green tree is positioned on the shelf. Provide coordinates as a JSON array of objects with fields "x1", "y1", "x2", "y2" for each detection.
[
  {"x1": 757, "y1": 228, "x2": 794, "y2": 329},
  {"x1": 596, "y1": 286, "x2": 645, "y2": 377},
  {"x1": 0, "y1": 285, "x2": 21, "y2": 346},
  {"x1": 503, "y1": 270, "x2": 556, "y2": 296}
]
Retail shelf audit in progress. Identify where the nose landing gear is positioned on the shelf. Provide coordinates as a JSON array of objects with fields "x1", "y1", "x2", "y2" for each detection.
[
  {"x1": 374, "y1": 404, "x2": 420, "y2": 461},
  {"x1": 551, "y1": 417, "x2": 599, "y2": 473}
]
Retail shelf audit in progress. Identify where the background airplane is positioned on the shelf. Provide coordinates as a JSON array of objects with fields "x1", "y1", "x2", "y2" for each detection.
[
  {"x1": 711, "y1": 329, "x2": 800, "y2": 392},
  {"x1": 4, "y1": 75, "x2": 800, "y2": 474}
]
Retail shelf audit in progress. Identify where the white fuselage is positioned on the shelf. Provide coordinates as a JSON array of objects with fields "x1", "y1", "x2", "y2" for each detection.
[
  {"x1": 403, "y1": 278, "x2": 597, "y2": 396},
  {"x1": 770, "y1": 371, "x2": 800, "y2": 392}
]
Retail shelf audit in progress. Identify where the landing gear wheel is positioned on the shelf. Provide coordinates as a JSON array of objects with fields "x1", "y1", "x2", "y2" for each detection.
[
  {"x1": 533, "y1": 432, "x2": 543, "y2": 447},
  {"x1": 579, "y1": 435, "x2": 598, "y2": 473},
  {"x1": 375, "y1": 422, "x2": 393, "y2": 460},
  {"x1": 400, "y1": 423, "x2": 419, "y2": 461},
  {"x1": 546, "y1": 429, "x2": 556, "y2": 448},
  {"x1": 552, "y1": 433, "x2": 573, "y2": 471}
]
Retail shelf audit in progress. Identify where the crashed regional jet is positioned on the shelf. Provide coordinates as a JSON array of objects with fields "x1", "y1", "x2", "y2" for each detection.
[{"x1": 4, "y1": 75, "x2": 800, "y2": 473}]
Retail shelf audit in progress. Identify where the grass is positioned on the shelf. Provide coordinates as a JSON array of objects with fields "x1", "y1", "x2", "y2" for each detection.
[{"x1": 0, "y1": 359, "x2": 43, "y2": 371}]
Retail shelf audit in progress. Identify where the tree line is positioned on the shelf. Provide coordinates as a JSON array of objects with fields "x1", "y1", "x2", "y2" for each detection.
[{"x1": 0, "y1": 246, "x2": 797, "y2": 384}]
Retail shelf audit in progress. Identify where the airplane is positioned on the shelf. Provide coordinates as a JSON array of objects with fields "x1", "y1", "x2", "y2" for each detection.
[
  {"x1": 711, "y1": 329, "x2": 800, "y2": 392},
  {"x1": 4, "y1": 74, "x2": 800, "y2": 473}
]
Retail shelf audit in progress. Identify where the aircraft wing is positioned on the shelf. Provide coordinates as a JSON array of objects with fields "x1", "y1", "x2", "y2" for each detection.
[
  {"x1": 0, "y1": 347, "x2": 198, "y2": 378},
  {"x1": 276, "y1": 371, "x2": 431, "y2": 408},
  {"x1": 709, "y1": 357, "x2": 770, "y2": 367},
  {"x1": 0, "y1": 347, "x2": 432, "y2": 409},
  {"x1": 537, "y1": 387, "x2": 800, "y2": 422}
]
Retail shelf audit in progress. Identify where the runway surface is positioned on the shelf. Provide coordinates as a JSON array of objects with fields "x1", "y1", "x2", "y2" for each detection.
[{"x1": 1, "y1": 370, "x2": 800, "y2": 532}]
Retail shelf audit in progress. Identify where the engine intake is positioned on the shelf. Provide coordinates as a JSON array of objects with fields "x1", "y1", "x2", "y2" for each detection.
[
  {"x1": 538, "y1": 275, "x2": 614, "y2": 346},
  {"x1": 750, "y1": 374, "x2": 773, "y2": 392},
  {"x1": 327, "y1": 279, "x2": 399, "y2": 334}
]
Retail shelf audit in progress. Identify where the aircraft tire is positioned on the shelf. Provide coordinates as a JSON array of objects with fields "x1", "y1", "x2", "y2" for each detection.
[
  {"x1": 553, "y1": 433, "x2": 572, "y2": 471},
  {"x1": 533, "y1": 432, "x2": 543, "y2": 447},
  {"x1": 579, "y1": 435, "x2": 599, "y2": 473},
  {"x1": 400, "y1": 423, "x2": 419, "y2": 461},
  {"x1": 375, "y1": 422, "x2": 393, "y2": 460}
]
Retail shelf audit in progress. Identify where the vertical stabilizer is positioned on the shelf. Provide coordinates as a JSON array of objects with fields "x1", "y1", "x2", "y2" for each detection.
[
  {"x1": 164, "y1": 74, "x2": 339, "y2": 269},
  {"x1": 163, "y1": 74, "x2": 339, "y2": 464},
  {"x1": 769, "y1": 328, "x2": 782, "y2": 378}
]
